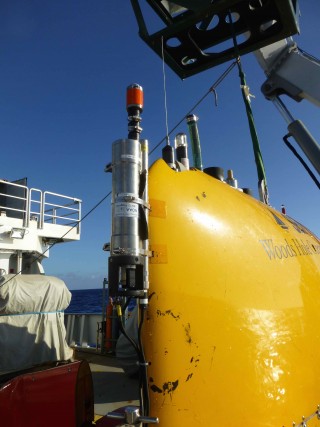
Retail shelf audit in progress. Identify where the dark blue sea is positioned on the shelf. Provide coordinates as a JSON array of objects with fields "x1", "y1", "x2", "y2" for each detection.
[
  {"x1": 65, "y1": 288, "x2": 106, "y2": 314},
  {"x1": 66, "y1": 288, "x2": 136, "y2": 314}
]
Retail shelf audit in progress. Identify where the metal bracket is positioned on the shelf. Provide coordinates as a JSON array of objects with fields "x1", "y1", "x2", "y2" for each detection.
[
  {"x1": 131, "y1": 0, "x2": 299, "y2": 78},
  {"x1": 107, "y1": 405, "x2": 159, "y2": 426}
]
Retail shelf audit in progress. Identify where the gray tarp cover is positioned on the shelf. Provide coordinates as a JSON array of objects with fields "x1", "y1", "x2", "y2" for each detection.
[{"x1": 0, "y1": 274, "x2": 73, "y2": 373}]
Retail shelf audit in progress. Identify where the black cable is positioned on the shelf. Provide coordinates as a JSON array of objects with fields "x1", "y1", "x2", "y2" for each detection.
[
  {"x1": 149, "y1": 61, "x2": 237, "y2": 155},
  {"x1": 283, "y1": 134, "x2": 320, "y2": 190},
  {"x1": 137, "y1": 305, "x2": 150, "y2": 417},
  {"x1": 122, "y1": 296, "x2": 132, "y2": 312},
  {"x1": 115, "y1": 304, "x2": 146, "y2": 415},
  {"x1": 116, "y1": 308, "x2": 141, "y2": 358},
  {"x1": 115, "y1": 301, "x2": 150, "y2": 418}
]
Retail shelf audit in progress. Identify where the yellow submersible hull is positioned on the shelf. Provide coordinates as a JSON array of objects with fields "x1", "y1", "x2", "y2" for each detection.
[{"x1": 145, "y1": 159, "x2": 320, "y2": 427}]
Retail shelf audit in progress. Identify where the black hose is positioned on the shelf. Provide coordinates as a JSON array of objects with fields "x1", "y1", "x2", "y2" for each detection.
[
  {"x1": 283, "y1": 134, "x2": 320, "y2": 190},
  {"x1": 116, "y1": 303, "x2": 150, "y2": 419},
  {"x1": 138, "y1": 305, "x2": 150, "y2": 417}
]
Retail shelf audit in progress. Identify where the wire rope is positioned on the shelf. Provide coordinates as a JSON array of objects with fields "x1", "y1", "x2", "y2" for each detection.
[
  {"x1": 161, "y1": 36, "x2": 170, "y2": 146},
  {"x1": 149, "y1": 61, "x2": 237, "y2": 155},
  {"x1": 1, "y1": 191, "x2": 112, "y2": 285}
]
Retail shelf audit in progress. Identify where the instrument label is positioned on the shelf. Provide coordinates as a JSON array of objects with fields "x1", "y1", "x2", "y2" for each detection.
[{"x1": 115, "y1": 202, "x2": 138, "y2": 217}]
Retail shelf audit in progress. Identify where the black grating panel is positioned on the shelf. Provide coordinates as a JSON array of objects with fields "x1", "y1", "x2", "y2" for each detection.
[{"x1": 132, "y1": 0, "x2": 300, "y2": 78}]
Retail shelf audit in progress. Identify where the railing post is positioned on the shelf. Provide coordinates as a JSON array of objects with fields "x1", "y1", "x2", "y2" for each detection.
[
  {"x1": 52, "y1": 207, "x2": 57, "y2": 224},
  {"x1": 24, "y1": 188, "x2": 30, "y2": 227},
  {"x1": 77, "y1": 201, "x2": 81, "y2": 234}
]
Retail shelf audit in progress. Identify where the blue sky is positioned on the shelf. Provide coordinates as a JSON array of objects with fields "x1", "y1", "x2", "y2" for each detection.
[{"x1": 1, "y1": 1, "x2": 319, "y2": 289}]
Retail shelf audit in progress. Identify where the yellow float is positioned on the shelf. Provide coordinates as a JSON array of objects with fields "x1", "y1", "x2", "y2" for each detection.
[{"x1": 145, "y1": 159, "x2": 320, "y2": 427}]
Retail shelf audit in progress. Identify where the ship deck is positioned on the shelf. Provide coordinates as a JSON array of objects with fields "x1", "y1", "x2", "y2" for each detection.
[{"x1": 75, "y1": 350, "x2": 139, "y2": 421}]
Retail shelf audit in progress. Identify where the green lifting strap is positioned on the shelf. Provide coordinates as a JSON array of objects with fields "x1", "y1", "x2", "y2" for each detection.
[{"x1": 228, "y1": 12, "x2": 269, "y2": 204}]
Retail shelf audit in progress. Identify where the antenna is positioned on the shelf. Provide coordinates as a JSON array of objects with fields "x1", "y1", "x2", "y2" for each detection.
[
  {"x1": 161, "y1": 36, "x2": 170, "y2": 146},
  {"x1": 161, "y1": 36, "x2": 176, "y2": 169}
]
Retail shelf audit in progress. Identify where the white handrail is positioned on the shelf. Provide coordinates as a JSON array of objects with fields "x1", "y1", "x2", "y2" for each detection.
[{"x1": 0, "y1": 179, "x2": 81, "y2": 233}]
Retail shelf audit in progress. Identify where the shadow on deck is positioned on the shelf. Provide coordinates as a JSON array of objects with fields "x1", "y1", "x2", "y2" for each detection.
[{"x1": 75, "y1": 350, "x2": 139, "y2": 416}]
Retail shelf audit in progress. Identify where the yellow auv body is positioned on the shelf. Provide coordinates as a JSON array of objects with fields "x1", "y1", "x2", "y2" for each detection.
[{"x1": 145, "y1": 159, "x2": 320, "y2": 426}]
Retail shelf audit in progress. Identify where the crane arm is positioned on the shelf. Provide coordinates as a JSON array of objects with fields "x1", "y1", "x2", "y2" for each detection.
[
  {"x1": 255, "y1": 37, "x2": 320, "y2": 107},
  {"x1": 254, "y1": 37, "x2": 320, "y2": 176}
]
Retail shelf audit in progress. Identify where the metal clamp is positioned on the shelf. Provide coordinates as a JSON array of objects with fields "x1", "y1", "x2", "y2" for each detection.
[
  {"x1": 107, "y1": 406, "x2": 159, "y2": 426},
  {"x1": 115, "y1": 193, "x2": 150, "y2": 210}
]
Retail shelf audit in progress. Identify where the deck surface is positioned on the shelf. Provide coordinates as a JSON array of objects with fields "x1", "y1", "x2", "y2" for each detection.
[{"x1": 75, "y1": 350, "x2": 139, "y2": 417}]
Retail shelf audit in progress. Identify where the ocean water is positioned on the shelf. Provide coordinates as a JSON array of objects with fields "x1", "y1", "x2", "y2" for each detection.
[
  {"x1": 66, "y1": 288, "x2": 107, "y2": 314},
  {"x1": 66, "y1": 288, "x2": 137, "y2": 314}
]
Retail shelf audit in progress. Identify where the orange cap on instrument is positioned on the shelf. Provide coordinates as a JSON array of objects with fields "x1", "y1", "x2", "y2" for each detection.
[{"x1": 126, "y1": 83, "x2": 143, "y2": 111}]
